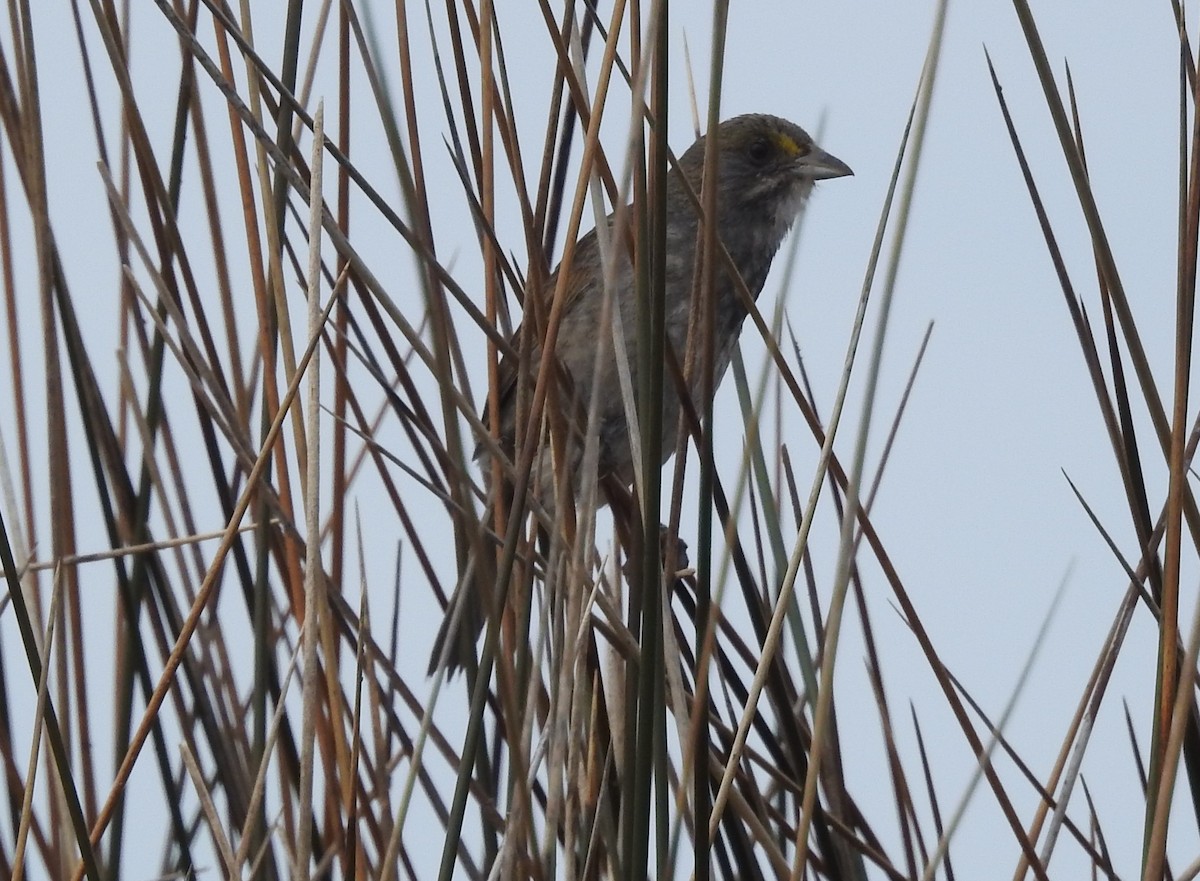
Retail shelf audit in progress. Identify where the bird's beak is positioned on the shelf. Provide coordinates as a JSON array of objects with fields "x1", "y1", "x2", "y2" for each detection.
[{"x1": 801, "y1": 147, "x2": 853, "y2": 181}]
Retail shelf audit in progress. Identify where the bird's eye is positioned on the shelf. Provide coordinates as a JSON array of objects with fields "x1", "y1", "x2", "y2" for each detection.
[{"x1": 746, "y1": 138, "x2": 773, "y2": 165}]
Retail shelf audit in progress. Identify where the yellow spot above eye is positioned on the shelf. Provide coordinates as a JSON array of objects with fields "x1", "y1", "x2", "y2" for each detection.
[{"x1": 771, "y1": 132, "x2": 808, "y2": 158}]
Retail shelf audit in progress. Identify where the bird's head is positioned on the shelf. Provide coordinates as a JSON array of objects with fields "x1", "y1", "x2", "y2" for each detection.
[{"x1": 677, "y1": 113, "x2": 852, "y2": 239}]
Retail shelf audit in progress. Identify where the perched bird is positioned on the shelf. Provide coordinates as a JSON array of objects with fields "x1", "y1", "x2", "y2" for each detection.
[{"x1": 430, "y1": 113, "x2": 852, "y2": 674}]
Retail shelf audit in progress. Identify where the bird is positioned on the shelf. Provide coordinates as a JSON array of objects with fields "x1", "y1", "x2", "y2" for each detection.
[{"x1": 430, "y1": 113, "x2": 852, "y2": 675}]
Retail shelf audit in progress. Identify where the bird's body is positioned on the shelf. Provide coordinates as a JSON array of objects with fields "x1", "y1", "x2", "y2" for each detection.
[{"x1": 431, "y1": 114, "x2": 852, "y2": 674}]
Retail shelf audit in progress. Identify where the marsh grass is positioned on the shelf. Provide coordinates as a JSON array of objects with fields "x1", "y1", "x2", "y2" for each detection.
[{"x1": 0, "y1": 2, "x2": 1197, "y2": 880}]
